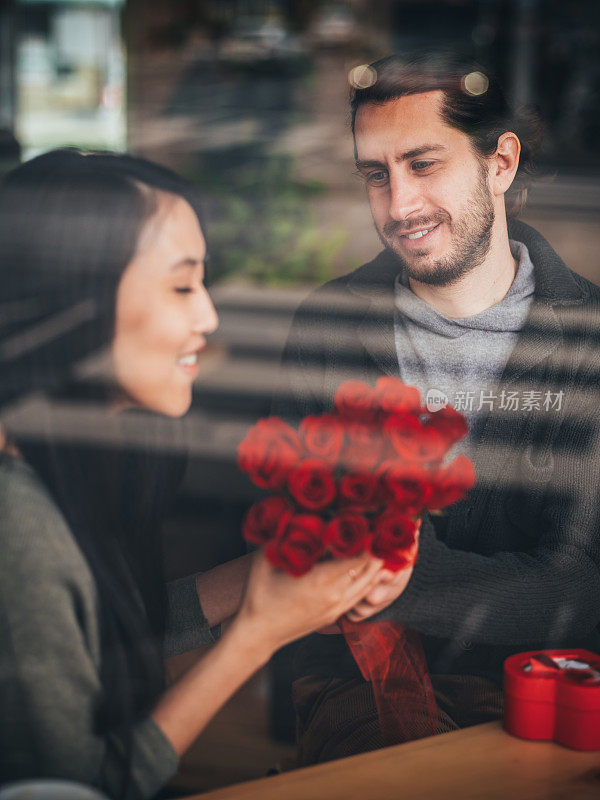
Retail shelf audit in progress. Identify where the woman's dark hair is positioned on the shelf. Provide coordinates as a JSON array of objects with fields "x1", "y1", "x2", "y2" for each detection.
[
  {"x1": 0, "y1": 149, "x2": 204, "y2": 792},
  {"x1": 350, "y1": 54, "x2": 544, "y2": 217}
]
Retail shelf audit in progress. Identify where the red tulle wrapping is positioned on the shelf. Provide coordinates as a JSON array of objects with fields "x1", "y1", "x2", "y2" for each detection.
[{"x1": 340, "y1": 617, "x2": 438, "y2": 746}]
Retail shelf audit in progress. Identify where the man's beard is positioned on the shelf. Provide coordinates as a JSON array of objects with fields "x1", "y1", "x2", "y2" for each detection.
[{"x1": 377, "y1": 162, "x2": 495, "y2": 287}]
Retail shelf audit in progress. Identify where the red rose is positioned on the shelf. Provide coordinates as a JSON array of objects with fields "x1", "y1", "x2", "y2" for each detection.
[
  {"x1": 427, "y1": 454, "x2": 476, "y2": 510},
  {"x1": 287, "y1": 458, "x2": 336, "y2": 511},
  {"x1": 334, "y1": 381, "x2": 379, "y2": 423},
  {"x1": 237, "y1": 417, "x2": 303, "y2": 490},
  {"x1": 299, "y1": 414, "x2": 345, "y2": 464},
  {"x1": 266, "y1": 514, "x2": 325, "y2": 576},
  {"x1": 371, "y1": 513, "x2": 419, "y2": 572},
  {"x1": 339, "y1": 471, "x2": 381, "y2": 513},
  {"x1": 325, "y1": 513, "x2": 371, "y2": 558},
  {"x1": 374, "y1": 377, "x2": 422, "y2": 416},
  {"x1": 384, "y1": 413, "x2": 447, "y2": 463},
  {"x1": 377, "y1": 459, "x2": 432, "y2": 515},
  {"x1": 425, "y1": 404, "x2": 469, "y2": 447},
  {"x1": 342, "y1": 422, "x2": 386, "y2": 472},
  {"x1": 242, "y1": 496, "x2": 293, "y2": 546}
]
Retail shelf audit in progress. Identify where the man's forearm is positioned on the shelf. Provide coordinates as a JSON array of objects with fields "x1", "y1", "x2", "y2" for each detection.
[{"x1": 370, "y1": 513, "x2": 600, "y2": 644}]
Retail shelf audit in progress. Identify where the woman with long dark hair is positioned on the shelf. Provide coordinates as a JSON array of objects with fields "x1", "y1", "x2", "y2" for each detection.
[{"x1": 0, "y1": 150, "x2": 383, "y2": 799}]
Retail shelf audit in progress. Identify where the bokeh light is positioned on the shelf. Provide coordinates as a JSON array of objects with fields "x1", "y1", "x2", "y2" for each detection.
[
  {"x1": 462, "y1": 71, "x2": 489, "y2": 97},
  {"x1": 349, "y1": 65, "x2": 377, "y2": 90}
]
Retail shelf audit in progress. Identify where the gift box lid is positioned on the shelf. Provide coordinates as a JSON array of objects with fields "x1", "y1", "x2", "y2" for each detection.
[{"x1": 504, "y1": 649, "x2": 600, "y2": 710}]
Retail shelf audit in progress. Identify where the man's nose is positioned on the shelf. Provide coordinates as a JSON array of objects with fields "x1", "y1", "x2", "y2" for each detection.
[{"x1": 388, "y1": 172, "x2": 425, "y2": 222}]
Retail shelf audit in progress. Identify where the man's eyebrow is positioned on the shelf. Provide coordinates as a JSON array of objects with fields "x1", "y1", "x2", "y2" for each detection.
[{"x1": 355, "y1": 144, "x2": 447, "y2": 170}]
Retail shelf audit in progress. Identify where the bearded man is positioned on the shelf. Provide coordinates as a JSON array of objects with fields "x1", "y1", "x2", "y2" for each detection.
[{"x1": 273, "y1": 55, "x2": 600, "y2": 765}]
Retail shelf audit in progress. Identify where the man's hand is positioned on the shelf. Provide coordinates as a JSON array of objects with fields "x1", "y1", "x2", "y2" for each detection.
[
  {"x1": 345, "y1": 521, "x2": 420, "y2": 622},
  {"x1": 344, "y1": 563, "x2": 414, "y2": 622},
  {"x1": 316, "y1": 563, "x2": 413, "y2": 630}
]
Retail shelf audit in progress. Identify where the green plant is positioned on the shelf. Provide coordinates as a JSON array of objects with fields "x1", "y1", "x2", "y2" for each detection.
[{"x1": 189, "y1": 148, "x2": 350, "y2": 286}]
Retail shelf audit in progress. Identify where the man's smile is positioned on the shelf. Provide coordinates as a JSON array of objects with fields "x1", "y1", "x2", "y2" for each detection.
[
  {"x1": 382, "y1": 214, "x2": 449, "y2": 253},
  {"x1": 399, "y1": 223, "x2": 441, "y2": 241},
  {"x1": 393, "y1": 222, "x2": 443, "y2": 251}
]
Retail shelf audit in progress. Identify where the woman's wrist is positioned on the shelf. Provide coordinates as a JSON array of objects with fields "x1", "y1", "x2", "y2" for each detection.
[
  {"x1": 195, "y1": 554, "x2": 252, "y2": 627},
  {"x1": 224, "y1": 610, "x2": 275, "y2": 670}
]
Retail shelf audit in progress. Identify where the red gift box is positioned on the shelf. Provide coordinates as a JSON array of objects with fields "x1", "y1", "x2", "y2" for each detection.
[{"x1": 503, "y1": 649, "x2": 600, "y2": 750}]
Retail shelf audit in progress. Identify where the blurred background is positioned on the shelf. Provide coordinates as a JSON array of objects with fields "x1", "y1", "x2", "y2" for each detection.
[{"x1": 1, "y1": 0, "x2": 599, "y2": 794}]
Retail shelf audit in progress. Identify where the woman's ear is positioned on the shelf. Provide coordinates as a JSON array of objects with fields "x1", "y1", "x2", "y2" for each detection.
[{"x1": 491, "y1": 132, "x2": 521, "y2": 197}]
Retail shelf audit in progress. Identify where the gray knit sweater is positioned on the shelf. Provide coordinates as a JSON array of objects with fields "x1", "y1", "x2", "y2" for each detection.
[
  {"x1": 394, "y1": 240, "x2": 535, "y2": 449},
  {"x1": 0, "y1": 453, "x2": 216, "y2": 798}
]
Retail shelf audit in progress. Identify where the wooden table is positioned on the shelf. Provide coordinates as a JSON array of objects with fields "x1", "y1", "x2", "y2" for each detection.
[{"x1": 186, "y1": 722, "x2": 600, "y2": 800}]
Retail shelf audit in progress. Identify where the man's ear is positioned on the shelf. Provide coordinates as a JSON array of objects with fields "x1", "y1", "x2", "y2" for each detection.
[{"x1": 491, "y1": 132, "x2": 521, "y2": 197}]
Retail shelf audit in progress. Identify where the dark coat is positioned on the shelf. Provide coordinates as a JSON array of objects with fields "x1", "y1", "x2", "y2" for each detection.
[{"x1": 274, "y1": 220, "x2": 600, "y2": 679}]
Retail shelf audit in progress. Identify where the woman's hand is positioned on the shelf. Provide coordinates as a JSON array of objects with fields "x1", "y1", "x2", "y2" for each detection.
[
  {"x1": 153, "y1": 551, "x2": 381, "y2": 756},
  {"x1": 235, "y1": 550, "x2": 383, "y2": 657}
]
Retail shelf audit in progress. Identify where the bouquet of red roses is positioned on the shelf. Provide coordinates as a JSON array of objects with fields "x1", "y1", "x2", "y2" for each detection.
[
  {"x1": 238, "y1": 377, "x2": 474, "y2": 576},
  {"x1": 238, "y1": 377, "x2": 475, "y2": 747}
]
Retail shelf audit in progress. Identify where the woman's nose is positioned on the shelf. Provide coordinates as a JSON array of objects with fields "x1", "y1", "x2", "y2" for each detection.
[{"x1": 193, "y1": 289, "x2": 219, "y2": 335}]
